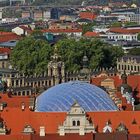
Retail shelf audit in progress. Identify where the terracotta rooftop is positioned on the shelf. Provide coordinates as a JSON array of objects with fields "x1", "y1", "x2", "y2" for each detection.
[
  {"x1": 19, "y1": 26, "x2": 32, "y2": 33},
  {"x1": 91, "y1": 75, "x2": 140, "y2": 96},
  {"x1": 109, "y1": 27, "x2": 140, "y2": 34},
  {"x1": 0, "y1": 32, "x2": 21, "y2": 43},
  {"x1": 0, "y1": 48, "x2": 11, "y2": 54},
  {"x1": 1, "y1": 109, "x2": 140, "y2": 135},
  {"x1": 0, "y1": 94, "x2": 30, "y2": 108},
  {"x1": 79, "y1": 12, "x2": 97, "y2": 20},
  {"x1": 84, "y1": 31, "x2": 100, "y2": 37}
]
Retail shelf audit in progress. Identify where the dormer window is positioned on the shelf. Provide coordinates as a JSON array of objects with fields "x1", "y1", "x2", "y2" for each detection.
[{"x1": 22, "y1": 125, "x2": 34, "y2": 134}]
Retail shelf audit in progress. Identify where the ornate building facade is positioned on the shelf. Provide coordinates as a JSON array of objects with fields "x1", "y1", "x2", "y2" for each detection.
[
  {"x1": 0, "y1": 47, "x2": 91, "y2": 96},
  {"x1": 58, "y1": 102, "x2": 95, "y2": 136},
  {"x1": 117, "y1": 55, "x2": 140, "y2": 75}
]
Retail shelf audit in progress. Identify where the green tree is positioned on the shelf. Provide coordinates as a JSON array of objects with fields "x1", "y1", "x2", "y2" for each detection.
[
  {"x1": 10, "y1": 36, "x2": 53, "y2": 75},
  {"x1": 82, "y1": 22, "x2": 96, "y2": 35},
  {"x1": 0, "y1": 27, "x2": 10, "y2": 32},
  {"x1": 111, "y1": 22, "x2": 122, "y2": 27},
  {"x1": 128, "y1": 48, "x2": 140, "y2": 56},
  {"x1": 124, "y1": 22, "x2": 138, "y2": 26},
  {"x1": 30, "y1": 30, "x2": 43, "y2": 37},
  {"x1": 56, "y1": 38, "x2": 123, "y2": 71},
  {"x1": 10, "y1": 37, "x2": 124, "y2": 74},
  {"x1": 137, "y1": 33, "x2": 140, "y2": 41}
]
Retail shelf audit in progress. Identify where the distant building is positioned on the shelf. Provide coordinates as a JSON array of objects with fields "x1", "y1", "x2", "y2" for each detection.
[
  {"x1": 0, "y1": 8, "x2": 2, "y2": 20},
  {"x1": 12, "y1": 26, "x2": 32, "y2": 36},
  {"x1": 107, "y1": 27, "x2": 138, "y2": 41},
  {"x1": 42, "y1": 29, "x2": 82, "y2": 37},
  {"x1": 43, "y1": 10, "x2": 51, "y2": 21},
  {"x1": 51, "y1": 8, "x2": 61, "y2": 19},
  {"x1": 22, "y1": 11, "x2": 31, "y2": 19},
  {"x1": 96, "y1": 15, "x2": 118, "y2": 25},
  {"x1": 129, "y1": 14, "x2": 140, "y2": 24},
  {"x1": 59, "y1": 14, "x2": 77, "y2": 22},
  {"x1": 33, "y1": 10, "x2": 43, "y2": 21},
  {"x1": 117, "y1": 55, "x2": 140, "y2": 74},
  {"x1": 0, "y1": 48, "x2": 11, "y2": 69}
]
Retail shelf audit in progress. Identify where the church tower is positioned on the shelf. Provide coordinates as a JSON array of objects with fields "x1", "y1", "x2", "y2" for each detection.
[
  {"x1": 78, "y1": 55, "x2": 90, "y2": 82},
  {"x1": 47, "y1": 46, "x2": 65, "y2": 85}
]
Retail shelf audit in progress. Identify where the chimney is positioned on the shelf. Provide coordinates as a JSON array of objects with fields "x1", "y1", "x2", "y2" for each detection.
[
  {"x1": 21, "y1": 102, "x2": 25, "y2": 111},
  {"x1": 0, "y1": 103, "x2": 3, "y2": 111},
  {"x1": 40, "y1": 126, "x2": 45, "y2": 136}
]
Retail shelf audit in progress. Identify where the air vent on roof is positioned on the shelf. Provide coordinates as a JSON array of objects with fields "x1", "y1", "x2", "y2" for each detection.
[{"x1": 132, "y1": 119, "x2": 137, "y2": 125}]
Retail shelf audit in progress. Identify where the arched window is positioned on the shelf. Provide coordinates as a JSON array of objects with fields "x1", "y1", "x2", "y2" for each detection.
[
  {"x1": 77, "y1": 120, "x2": 80, "y2": 126},
  {"x1": 72, "y1": 121, "x2": 76, "y2": 126}
]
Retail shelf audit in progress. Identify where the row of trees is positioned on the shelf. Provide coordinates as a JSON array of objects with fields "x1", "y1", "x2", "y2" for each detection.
[{"x1": 10, "y1": 36, "x2": 124, "y2": 75}]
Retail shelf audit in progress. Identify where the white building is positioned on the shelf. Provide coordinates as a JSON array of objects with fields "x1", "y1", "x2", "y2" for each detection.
[
  {"x1": 107, "y1": 27, "x2": 139, "y2": 41},
  {"x1": 107, "y1": 33, "x2": 137, "y2": 41},
  {"x1": 12, "y1": 26, "x2": 31, "y2": 36}
]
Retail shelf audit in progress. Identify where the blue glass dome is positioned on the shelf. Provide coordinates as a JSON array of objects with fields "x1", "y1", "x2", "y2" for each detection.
[{"x1": 36, "y1": 81, "x2": 118, "y2": 112}]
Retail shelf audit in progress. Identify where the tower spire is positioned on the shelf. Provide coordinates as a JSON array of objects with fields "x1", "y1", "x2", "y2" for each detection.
[
  {"x1": 82, "y1": 53, "x2": 88, "y2": 68},
  {"x1": 51, "y1": 45, "x2": 60, "y2": 62}
]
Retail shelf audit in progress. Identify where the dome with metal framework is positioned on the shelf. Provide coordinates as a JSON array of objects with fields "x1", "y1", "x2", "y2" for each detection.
[{"x1": 36, "y1": 81, "x2": 118, "y2": 112}]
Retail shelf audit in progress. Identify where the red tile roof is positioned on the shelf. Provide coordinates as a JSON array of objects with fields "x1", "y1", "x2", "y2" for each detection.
[
  {"x1": 109, "y1": 27, "x2": 140, "y2": 34},
  {"x1": 0, "y1": 94, "x2": 30, "y2": 108},
  {"x1": 0, "y1": 48, "x2": 11, "y2": 54},
  {"x1": 0, "y1": 32, "x2": 21, "y2": 43},
  {"x1": 83, "y1": 31, "x2": 100, "y2": 37},
  {"x1": 19, "y1": 26, "x2": 32, "y2": 34},
  {"x1": 1, "y1": 109, "x2": 140, "y2": 135},
  {"x1": 79, "y1": 12, "x2": 97, "y2": 20},
  {"x1": 90, "y1": 76, "x2": 106, "y2": 86},
  {"x1": 91, "y1": 75, "x2": 140, "y2": 96},
  {"x1": 0, "y1": 135, "x2": 31, "y2": 140}
]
